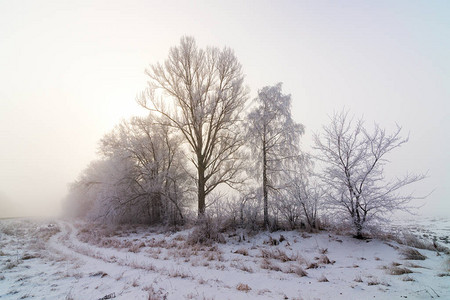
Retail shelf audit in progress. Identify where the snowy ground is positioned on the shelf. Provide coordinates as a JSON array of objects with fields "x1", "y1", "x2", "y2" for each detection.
[{"x1": 0, "y1": 218, "x2": 449, "y2": 300}]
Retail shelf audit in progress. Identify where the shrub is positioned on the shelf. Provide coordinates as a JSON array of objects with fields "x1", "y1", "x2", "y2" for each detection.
[{"x1": 187, "y1": 217, "x2": 226, "y2": 245}]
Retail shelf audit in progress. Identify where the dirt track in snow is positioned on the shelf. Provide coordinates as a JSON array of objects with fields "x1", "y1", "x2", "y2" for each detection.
[{"x1": 1, "y1": 218, "x2": 449, "y2": 299}]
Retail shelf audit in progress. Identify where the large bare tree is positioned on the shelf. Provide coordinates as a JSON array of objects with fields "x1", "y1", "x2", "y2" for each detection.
[
  {"x1": 138, "y1": 37, "x2": 248, "y2": 217},
  {"x1": 314, "y1": 110, "x2": 425, "y2": 238}
]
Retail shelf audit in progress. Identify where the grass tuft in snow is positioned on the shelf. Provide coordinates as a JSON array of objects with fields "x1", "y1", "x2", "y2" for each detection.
[
  {"x1": 401, "y1": 248, "x2": 427, "y2": 260},
  {"x1": 5, "y1": 260, "x2": 20, "y2": 270},
  {"x1": 385, "y1": 266, "x2": 413, "y2": 275},
  {"x1": 260, "y1": 259, "x2": 282, "y2": 272},
  {"x1": 367, "y1": 278, "x2": 380, "y2": 286},
  {"x1": 234, "y1": 248, "x2": 248, "y2": 256},
  {"x1": 230, "y1": 262, "x2": 253, "y2": 273},
  {"x1": 236, "y1": 283, "x2": 251, "y2": 292},
  {"x1": 260, "y1": 248, "x2": 297, "y2": 262},
  {"x1": 402, "y1": 275, "x2": 415, "y2": 282},
  {"x1": 285, "y1": 265, "x2": 308, "y2": 277},
  {"x1": 316, "y1": 255, "x2": 335, "y2": 265}
]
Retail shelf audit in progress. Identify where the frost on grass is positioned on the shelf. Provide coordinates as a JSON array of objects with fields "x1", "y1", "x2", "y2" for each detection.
[
  {"x1": 385, "y1": 266, "x2": 413, "y2": 275},
  {"x1": 401, "y1": 248, "x2": 427, "y2": 260},
  {"x1": 1, "y1": 218, "x2": 449, "y2": 300}
]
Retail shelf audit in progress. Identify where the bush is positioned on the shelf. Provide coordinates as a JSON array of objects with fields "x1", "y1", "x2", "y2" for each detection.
[{"x1": 187, "y1": 216, "x2": 226, "y2": 245}]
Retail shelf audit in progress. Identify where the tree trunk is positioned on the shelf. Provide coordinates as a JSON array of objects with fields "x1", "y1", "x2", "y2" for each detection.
[
  {"x1": 354, "y1": 213, "x2": 363, "y2": 239},
  {"x1": 263, "y1": 145, "x2": 269, "y2": 230},
  {"x1": 198, "y1": 164, "x2": 206, "y2": 218},
  {"x1": 152, "y1": 193, "x2": 161, "y2": 224}
]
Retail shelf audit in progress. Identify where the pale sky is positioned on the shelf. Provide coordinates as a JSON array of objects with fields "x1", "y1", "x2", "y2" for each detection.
[{"x1": 0, "y1": 0, "x2": 449, "y2": 217}]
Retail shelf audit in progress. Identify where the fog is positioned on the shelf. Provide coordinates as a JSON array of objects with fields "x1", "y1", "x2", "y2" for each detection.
[{"x1": 0, "y1": 0, "x2": 449, "y2": 218}]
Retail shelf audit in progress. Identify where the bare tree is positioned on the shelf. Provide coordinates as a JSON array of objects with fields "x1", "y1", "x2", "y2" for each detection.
[
  {"x1": 246, "y1": 83, "x2": 304, "y2": 229},
  {"x1": 314, "y1": 110, "x2": 425, "y2": 238},
  {"x1": 138, "y1": 37, "x2": 248, "y2": 217},
  {"x1": 99, "y1": 115, "x2": 190, "y2": 224},
  {"x1": 282, "y1": 156, "x2": 324, "y2": 230},
  {"x1": 66, "y1": 115, "x2": 190, "y2": 225}
]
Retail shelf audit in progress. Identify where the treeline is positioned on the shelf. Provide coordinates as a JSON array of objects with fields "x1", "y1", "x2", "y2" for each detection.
[{"x1": 65, "y1": 37, "x2": 424, "y2": 238}]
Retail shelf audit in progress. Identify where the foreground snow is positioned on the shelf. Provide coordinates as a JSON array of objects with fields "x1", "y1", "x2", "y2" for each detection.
[{"x1": 0, "y1": 218, "x2": 448, "y2": 300}]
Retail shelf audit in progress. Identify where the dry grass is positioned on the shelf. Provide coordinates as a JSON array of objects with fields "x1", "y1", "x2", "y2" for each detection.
[
  {"x1": 385, "y1": 266, "x2": 413, "y2": 275},
  {"x1": 260, "y1": 259, "x2": 282, "y2": 272},
  {"x1": 144, "y1": 285, "x2": 167, "y2": 300},
  {"x1": 306, "y1": 262, "x2": 319, "y2": 269},
  {"x1": 260, "y1": 249, "x2": 297, "y2": 262},
  {"x1": 354, "y1": 275, "x2": 363, "y2": 283},
  {"x1": 236, "y1": 283, "x2": 251, "y2": 292},
  {"x1": 316, "y1": 255, "x2": 335, "y2": 265},
  {"x1": 401, "y1": 248, "x2": 427, "y2": 260},
  {"x1": 285, "y1": 265, "x2": 308, "y2": 277},
  {"x1": 402, "y1": 275, "x2": 415, "y2": 281},
  {"x1": 317, "y1": 275, "x2": 329, "y2": 282},
  {"x1": 187, "y1": 218, "x2": 226, "y2": 245},
  {"x1": 367, "y1": 279, "x2": 380, "y2": 286},
  {"x1": 400, "y1": 233, "x2": 450, "y2": 254},
  {"x1": 89, "y1": 271, "x2": 108, "y2": 278},
  {"x1": 168, "y1": 268, "x2": 190, "y2": 279},
  {"x1": 319, "y1": 248, "x2": 328, "y2": 254},
  {"x1": 230, "y1": 262, "x2": 253, "y2": 273},
  {"x1": 21, "y1": 253, "x2": 38, "y2": 260},
  {"x1": 445, "y1": 257, "x2": 450, "y2": 272},
  {"x1": 234, "y1": 248, "x2": 249, "y2": 256},
  {"x1": 404, "y1": 262, "x2": 428, "y2": 269},
  {"x1": 5, "y1": 261, "x2": 19, "y2": 270}
]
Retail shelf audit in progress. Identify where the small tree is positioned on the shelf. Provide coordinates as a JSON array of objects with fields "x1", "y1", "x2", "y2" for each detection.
[
  {"x1": 138, "y1": 37, "x2": 248, "y2": 218},
  {"x1": 246, "y1": 83, "x2": 304, "y2": 229},
  {"x1": 284, "y1": 156, "x2": 324, "y2": 230},
  {"x1": 314, "y1": 110, "x2": 425, "y2": 238}
]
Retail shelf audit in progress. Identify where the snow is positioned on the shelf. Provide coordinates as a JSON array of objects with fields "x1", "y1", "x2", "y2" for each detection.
[{"x1": 0, "y1": 218, "x2": 448, "y2": 300}]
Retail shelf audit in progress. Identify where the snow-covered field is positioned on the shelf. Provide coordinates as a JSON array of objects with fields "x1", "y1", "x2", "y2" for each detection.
[{"x1": 0, "y1": 218, "x2": 449, "y2": 300}]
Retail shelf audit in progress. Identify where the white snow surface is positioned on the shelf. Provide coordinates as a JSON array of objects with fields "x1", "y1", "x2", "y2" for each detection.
[{"x1": 0, "y1": 218, "x2": 448, "y2": 300}]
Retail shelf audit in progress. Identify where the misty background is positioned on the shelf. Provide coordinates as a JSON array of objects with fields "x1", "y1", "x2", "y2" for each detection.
[{"x1": 0, "y1": 0, "x2": 448, "y2": 218}]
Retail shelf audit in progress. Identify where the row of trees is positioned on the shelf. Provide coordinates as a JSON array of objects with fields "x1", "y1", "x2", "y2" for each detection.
[{"x1": 65, "y1": 37, "x2": 425, "y2": 237}]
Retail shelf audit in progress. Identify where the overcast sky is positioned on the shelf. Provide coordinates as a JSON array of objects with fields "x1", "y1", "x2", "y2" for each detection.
[{"x1": 0, "y1": 0, "x2": 449, "y2": 218}]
